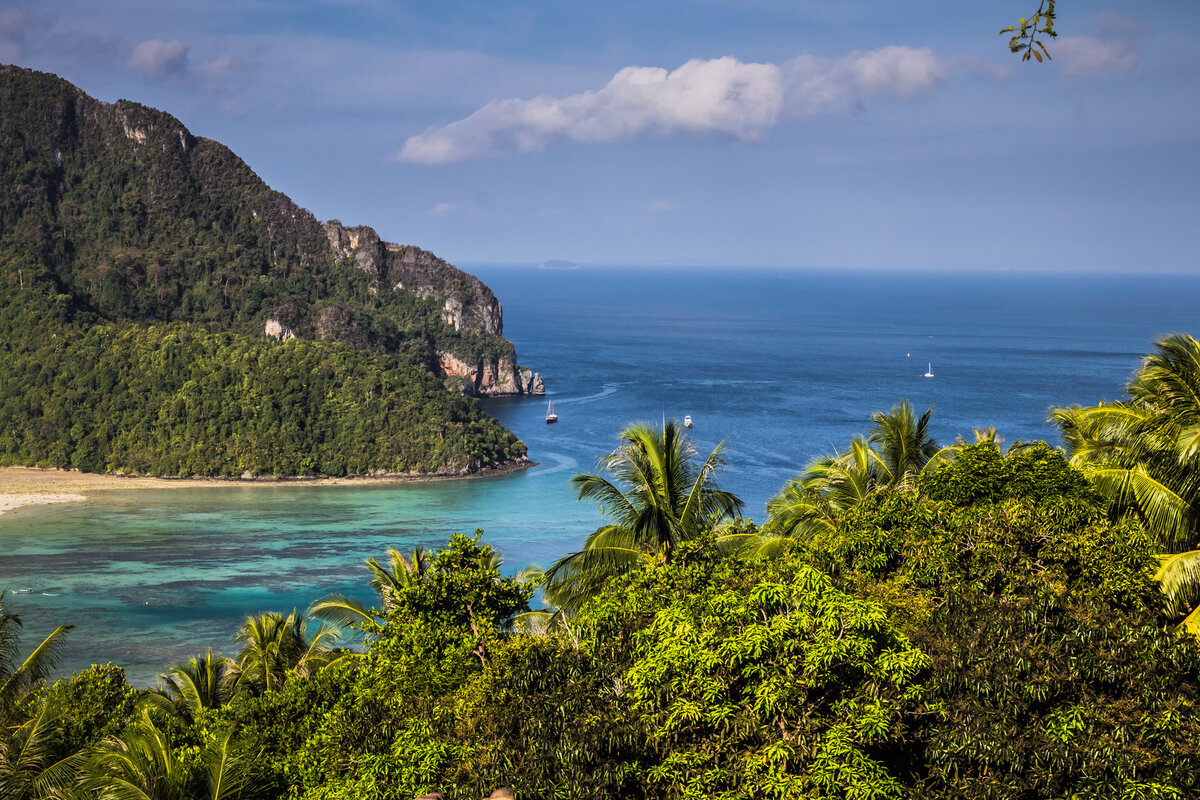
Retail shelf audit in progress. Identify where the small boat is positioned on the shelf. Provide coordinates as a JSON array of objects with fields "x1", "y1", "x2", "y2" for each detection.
[
  {"x1": 683, "y1": 415, "x2": 693, "y2": 428},
  {"x1": 924, "y1": 363, "x2": 935, "y2": 378},
  {"x1": 12, "y1": 587, "x2": 34, "y2": 594},
  {"x1": 545, "y1": 399, "x2": 558, "y2": 424}
]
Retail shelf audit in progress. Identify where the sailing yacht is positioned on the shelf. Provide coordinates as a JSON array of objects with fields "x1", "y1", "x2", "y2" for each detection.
[
  {"x1": 545, "y1": 399, "x2": 558, "y2": 423},
  {"x1": 924, "y1": 363, "x2": 935, "y2": 378}
]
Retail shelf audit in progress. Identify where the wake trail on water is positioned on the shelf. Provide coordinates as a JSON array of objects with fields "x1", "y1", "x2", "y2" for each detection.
[{"x1": 553, "y1": 382, "x2": 624, "y2": 406}]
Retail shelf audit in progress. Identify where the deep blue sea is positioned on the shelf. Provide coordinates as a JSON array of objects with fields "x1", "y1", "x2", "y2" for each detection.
[{"x1": 2, "y1": 267, "x2": 1198, "y2": 684}]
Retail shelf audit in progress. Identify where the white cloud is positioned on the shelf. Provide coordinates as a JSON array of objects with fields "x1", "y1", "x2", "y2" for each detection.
[
  {"x1": 1055, "y1": 36, "x2": 1139, "y2": 79},
  {"x1": 127, "y1": 38, "x2": 188, "y2": 78},
  {"x1": 397, "y1": 55, "x2": 786, "y2": 165},
  {"x1": 429, "y1": 202, "x2": 457, "y2": 216},
  {"x1": 397, "y1": 47, "x2": 953, "y2": 165},
  {"x1": 648, "y1": 199, "x2": 678, "y2": 212},
  {"x1": 787, "y1": 46, "x2": 947, "y2": 114}
]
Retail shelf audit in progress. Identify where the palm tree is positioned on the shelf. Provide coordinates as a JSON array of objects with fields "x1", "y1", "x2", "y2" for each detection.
[
  {"x1": 1050, "y1": 333, "x2": 1200, "y2": 631},
  {"x1": 0, "y1": 594, "x2": 73, "y2": 720},
  {"x1": 233, "y1": 610, "x2": 340, "y2": 695},
  {"x1": 763, "y1": 401, "x2": 938, "y2": 548},
  {"x1": 765, "y1": 436, "x2": 888, "y2": 543},
  {"x1": 309, "y1": 547, "x2": 430, "y2": 635},
  {"x1": 542, "y1": 419, "x2": 743, "y2": 613},
  {"x1": 155, "y1": 649, "x2": 238, "y2": 722},
  {"x1": 0, "y1": 702, "x2": 86, "y2": 800},
  {"x1": 0, "y1": 596, "x2": 78, "y2": 799},
  {"x1": 80, "y1": 710, "x2": 251, "y2": 800},
  {"x1": 867, "y1": 399, "x2": 940, "y2": 487}
]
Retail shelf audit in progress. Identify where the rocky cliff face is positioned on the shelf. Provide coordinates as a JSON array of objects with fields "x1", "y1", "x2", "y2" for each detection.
[{"x1": 319, "y1": 221, "x2": 535, "y2": 396}]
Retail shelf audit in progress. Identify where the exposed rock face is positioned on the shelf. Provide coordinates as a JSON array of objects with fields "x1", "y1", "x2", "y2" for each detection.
[
  {"x1": 387, "y1": 244, "x2": 502, "y2": 336},
  {"x1": 322, "y1": 220, "x2": 385, "y2": 279},
  {"x1": 437, "y1": 349, "x2": 531, "y2": 397},
  {"x1": 321, "y1": 223, "x2": 535, "y2": 396},
  {"x1": 264, "y1": 318, "x2": 295, "y2": 341},
  {"x1": 517, "y1": 367, "x2": 545, "y2": 395}
]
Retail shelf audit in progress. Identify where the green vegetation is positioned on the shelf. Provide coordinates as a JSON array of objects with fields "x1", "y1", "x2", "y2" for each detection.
[
  {"x1": 1052, "y1": 333, "x2": 1200, "y2": 632},
  {"x1": 0, "y1": 307, "x2": 524, "y2": 476},
  {"x1": 0, "y1": 65, "x2": 527, "y2": 476},
  {"x1": 6, "y1": 334, "x2": 1200, "y2": 798},
  {"x1": 542, "y1": 419, "x2": 743, "y2": 612}
]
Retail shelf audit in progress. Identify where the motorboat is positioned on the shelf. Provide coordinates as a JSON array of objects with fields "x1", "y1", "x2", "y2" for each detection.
[{"x1": 683, "y1": 415, "x2": 693, "y2": 428}]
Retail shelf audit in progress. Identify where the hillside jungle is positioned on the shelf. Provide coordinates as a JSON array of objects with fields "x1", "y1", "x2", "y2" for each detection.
[
  {"x1": 0, "y1": 65, "x2": 528, "y2": 477},
  {"x1": 2, "y1": 334, "x2": 1200, "y2": 800}
]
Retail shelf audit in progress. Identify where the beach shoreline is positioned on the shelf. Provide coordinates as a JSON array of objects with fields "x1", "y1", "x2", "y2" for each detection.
[{"x1": 0, "y1": 458, "x2": 536, "y2": 516}]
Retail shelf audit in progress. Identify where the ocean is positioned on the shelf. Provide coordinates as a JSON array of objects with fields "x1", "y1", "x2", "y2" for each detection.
[{"x1": 1, "y1": 266, "x2": 1198, "y2": 684}]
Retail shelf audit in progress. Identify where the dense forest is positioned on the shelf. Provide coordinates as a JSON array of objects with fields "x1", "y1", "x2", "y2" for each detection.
[
  {"x1": 3, "y1": 335, "x2": 1200, "y2": 799},
  {"x1": 0, "y1": 65, "x2": 532, "y2": 475}
]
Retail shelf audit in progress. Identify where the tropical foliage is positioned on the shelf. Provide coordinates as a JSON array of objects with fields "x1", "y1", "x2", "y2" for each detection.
[
  {"x1": 1052, "y1": 333, "x2": 1200, "y2": 630},
  {"x1": 542, "y1": 419, "x2": 743, "y2": 612},
  {"x1": 765, "y1": 399, "x2": 937, "y2": 542},
  {"x1": 0, "y1": 313, "x2": 524, "y2": 477},
  {"x1": 5, "y1": 339, "x2": 1200, "y2": 798}
]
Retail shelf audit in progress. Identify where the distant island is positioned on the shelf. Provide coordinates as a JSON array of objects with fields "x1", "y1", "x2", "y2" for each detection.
[
  {"x1": 0, "y1": 65, "x2": 541, "y2": 478},
  {"x1": 538, "y1": 259, "x2": 580, "y2": 270}
]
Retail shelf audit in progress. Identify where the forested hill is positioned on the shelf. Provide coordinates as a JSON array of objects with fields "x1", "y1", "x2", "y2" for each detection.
[
  {"x1": 0, "y1": 64, "x2": 535, "y2": 396},
  {"x1": 0, "y1": 64, "x2": 529, "y2": 477}
]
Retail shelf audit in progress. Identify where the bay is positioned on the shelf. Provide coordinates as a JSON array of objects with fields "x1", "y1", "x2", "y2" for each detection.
[{"x1": 1, "y1": 266, "x2": 1197, "y2": 684}]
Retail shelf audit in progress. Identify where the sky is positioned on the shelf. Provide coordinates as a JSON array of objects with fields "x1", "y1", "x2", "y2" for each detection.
[{"x1": 2, "y1": 1, "x2": 1197, "y2": 271}]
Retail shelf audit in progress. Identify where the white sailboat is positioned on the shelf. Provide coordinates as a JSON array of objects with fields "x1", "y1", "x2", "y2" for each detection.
[
  {"x1": 545, "y1": 399, "x2": 558, "y2": 424},
  {"x1": 924, "y1": 362, "x2": 935, "y2": 378}
]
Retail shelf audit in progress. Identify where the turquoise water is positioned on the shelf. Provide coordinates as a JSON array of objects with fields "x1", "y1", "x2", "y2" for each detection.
[{"x1": 2, "y1": 267, "x2": 1198, "y2": 684}]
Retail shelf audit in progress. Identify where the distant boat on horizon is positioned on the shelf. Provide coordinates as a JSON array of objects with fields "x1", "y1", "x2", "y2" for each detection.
[
  {"x1": 545, "y1": 399, "x2": 558, "y2": 424},
  {"x1": 684, "y1": 415, "x2": 693, "y2": 428},
  {"x1": 925, "y1": 363, "x2": 935, "y2": 378}
]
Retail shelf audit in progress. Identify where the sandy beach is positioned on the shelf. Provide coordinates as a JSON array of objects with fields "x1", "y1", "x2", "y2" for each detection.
[{"x1": 0, "y1": 460, "x2": 534, "y2": 516}]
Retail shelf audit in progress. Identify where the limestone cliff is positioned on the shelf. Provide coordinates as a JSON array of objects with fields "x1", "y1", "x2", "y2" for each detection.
[{"x1": 320, "y1": 221, "x2": 536, "y2": 396}]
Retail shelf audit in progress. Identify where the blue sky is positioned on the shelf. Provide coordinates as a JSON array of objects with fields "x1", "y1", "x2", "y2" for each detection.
[{"x1": 2, "y1": 1, "x2": 1197, "y2": 271}]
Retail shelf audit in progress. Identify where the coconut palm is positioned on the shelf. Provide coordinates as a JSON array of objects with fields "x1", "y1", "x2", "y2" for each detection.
[
  {"x1": 1050, "y1": 333, "x2": 1200, "y2": 631},
  {"x1": 80, "y1": 710, "x2": 251, "y2": 800},
  {"x1": 762, "y1": 401, "x2": 938, "y2": 550},
  {"x1": 0, "y1": 596, "x2": 78, "y2": 799},
  {"x1": 866, "y1": 399, "x2": 940, "y2": 487},
  {"x1": 233, "y1": 610, "x2": 341, "y2": 695},
  {"x1": 308, "y1": 547, "x2": 430, "y2": 634},
  {"x1": 155, "y1": 649, "x2": 238, "y2": 723},
  {"x1": 0, "y1": 702, "x2": 86, "y2": 800},
  {"x1": 542, "y1": 419, "x2": 743, "y2": 613},
  {"x1": 0, "y1": 595, "x2": 73, "y2": 720}
]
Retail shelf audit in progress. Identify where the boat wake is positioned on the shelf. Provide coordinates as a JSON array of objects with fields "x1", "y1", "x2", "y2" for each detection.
[{"x1": 554, "y1": 382, "x2": 622, "y2": 406}]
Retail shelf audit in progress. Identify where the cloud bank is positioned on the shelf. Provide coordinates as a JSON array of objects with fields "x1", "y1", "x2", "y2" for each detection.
[
  {"x1": 127, "y1": 38, "x2": 188, "y2": 77},
  {"x1": 1054, "y1": 36, "x2": 1139, "y2": 79},
  {"x1": 397, "y1": 47, "x2": 949, "y2": 165}
]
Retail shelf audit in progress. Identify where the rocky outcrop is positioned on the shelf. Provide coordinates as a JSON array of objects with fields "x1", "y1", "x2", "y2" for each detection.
[
  {"x1": 321, "y1": 222, "x2": 538, "y2": 397},
  {"x1": 0, "y1": 65, "x2": 539, "y2": 399},
  {"x1": 322, "y1": 220, "x2": 386, "y2": 279},
  {"x1": 517, "y1": 367, "x2": 545, "y2": 395},
  {"x1": 437, "y1": 350, "x2": 533, "y2": 397},
  {"x1": 387, "y1": 244, "x2": 502, "y2": 336},
  {"x1": 264, "y1": 318, "x2": 295, "y2": 341}
]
